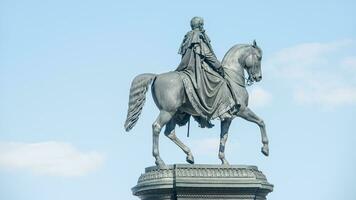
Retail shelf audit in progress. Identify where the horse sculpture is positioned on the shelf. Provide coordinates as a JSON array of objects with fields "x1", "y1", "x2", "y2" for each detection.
[{"x1": 124, "y1": 41, "x2": 269, "y2": 168}]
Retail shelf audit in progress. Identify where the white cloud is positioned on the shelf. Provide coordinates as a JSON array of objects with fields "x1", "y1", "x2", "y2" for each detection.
[
  {"x1": 191, "y1": 138, "x2": 220, "y2": 156},
  {"x1": 266, "y1": 39, "x2": 356, "y2": 108},
  {"x1": 342, "y1": 56, "x2": 356, "y2": 71},
  {"x1": 295, "y1": 85, "x2": 356, "y2": 107},
  {"x1": 249, "y1": 87, "x2": 272, "y2": 108},
  {"x1": 271, "y1": 40, "x2": 351, "y2": 66},
  {"x1": 0, "y1": 141, "x2": 104, "y2": 177},
  {"x1": 190, "y1": 137, "x2": 240, "y2": 157}
]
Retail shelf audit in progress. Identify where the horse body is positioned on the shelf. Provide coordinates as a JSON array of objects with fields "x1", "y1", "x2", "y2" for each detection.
[
  {"x1": 125, "y1": 41, "x2": 269, "y2": 168},
  {"x1": 151, "y1": 72, "x2": 186, "y2": 113}
]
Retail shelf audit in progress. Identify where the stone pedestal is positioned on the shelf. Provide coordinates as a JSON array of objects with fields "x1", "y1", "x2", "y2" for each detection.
[{"x1": 132, "y1": 164, "x2": 273, "y2": 200}]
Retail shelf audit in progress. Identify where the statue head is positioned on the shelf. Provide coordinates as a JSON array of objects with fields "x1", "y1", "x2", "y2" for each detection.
[{"x1": 190, "y1": 16, "x2": 204, "y2": 30}]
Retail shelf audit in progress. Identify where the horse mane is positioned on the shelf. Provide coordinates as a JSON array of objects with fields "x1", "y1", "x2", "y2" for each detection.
[
  {"x1": 222, "y1": 44, "x2": 262, "y2": 67},
  {"x1": 222, "y1": 44, "x2": 250, "y2": 66}
]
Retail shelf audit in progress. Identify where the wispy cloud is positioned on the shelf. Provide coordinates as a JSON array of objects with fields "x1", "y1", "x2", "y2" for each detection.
[
  {"x1": 191, "y1": 138, "x2": 220, "y2": 156},
  {"x1": 190, "y1": 137, "x2": 239, "y2": 157},
  {"x1": 0, "y1": 141, "x2": 104, "y2": 177},
  {"x1": 266, "y1": 39, "x2": 356, "y2": 108},
  {"x1": 249, "y1": 87, "x2": 272, "y2": 108},
  {"x1": 342, "y1": 56, "x2": 356, "y2": 71},
  {"x1": 294, "y1": 82, "x2": 356, "y2": 107}
]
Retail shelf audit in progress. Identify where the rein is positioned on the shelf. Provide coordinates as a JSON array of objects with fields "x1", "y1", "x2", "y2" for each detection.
[
  {"x1": 240, "y1": 46, "x2": 259, "y2": 86},
  {"x1": 224, "y1": 45, "x2": 258, "y2": 87},
  {"x1": 223, "y1": 68, "x2": 246, "y2": 88}
]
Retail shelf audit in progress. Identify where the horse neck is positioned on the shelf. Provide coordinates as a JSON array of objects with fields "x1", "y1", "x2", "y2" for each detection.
[{"x1": 222, "y1": 45, "x2": 248, "y2": 86}]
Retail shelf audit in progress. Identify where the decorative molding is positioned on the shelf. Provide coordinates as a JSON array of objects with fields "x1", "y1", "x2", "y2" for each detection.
[
  {"x1": 133, "y1": 164, "x2": 273, "y2": 200},
  {"x1": 138, "y1": 165, "x2": 267, "y2": 183}
]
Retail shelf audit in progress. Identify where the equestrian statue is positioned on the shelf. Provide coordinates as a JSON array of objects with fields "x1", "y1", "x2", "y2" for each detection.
[{"x1": 124, "y1": 17, "x2": 269, "y2": 168}]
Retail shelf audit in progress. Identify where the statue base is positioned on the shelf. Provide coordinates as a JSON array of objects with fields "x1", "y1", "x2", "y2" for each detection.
[{"x1": 132, "y1": 164, "x2": 273, "y2": 200}]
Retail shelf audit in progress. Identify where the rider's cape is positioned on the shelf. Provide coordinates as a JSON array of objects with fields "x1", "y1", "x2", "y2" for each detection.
[{"x1": 175, "y1": 30, "x2": 236, "y2": 123}]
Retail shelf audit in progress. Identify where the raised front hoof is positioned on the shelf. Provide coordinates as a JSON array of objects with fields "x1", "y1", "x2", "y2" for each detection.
[
  {"x1": 186, "y1": 154, "x2": 195, "y2": 164},
  {"x1": 261, "y1": 145, "x2": 269, "y2": 156}
]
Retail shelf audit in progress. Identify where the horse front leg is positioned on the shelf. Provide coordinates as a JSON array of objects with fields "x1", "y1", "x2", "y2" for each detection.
[
  {"x1": 237, "y1": 107, "x2": 269, "y2": 156},
  {"x1": 152, "y1": 110, "x2": 173, "y2": 168},
  {"x1": 164, "y1": 120, "x2": 194, "y2": 164},
  {"x1": 219, "y1": 119, "x2": 232, "y2": 165}
]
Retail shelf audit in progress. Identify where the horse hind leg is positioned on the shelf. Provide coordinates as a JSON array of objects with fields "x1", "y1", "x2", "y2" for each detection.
[
  {"x1": 164, "y1": 119, "x2": 194, "y2": 164},
  {"x1": 152, "y1": 110, "x2": 174, "y2": 168}
]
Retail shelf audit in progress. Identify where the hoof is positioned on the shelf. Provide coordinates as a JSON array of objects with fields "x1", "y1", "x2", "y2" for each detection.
[
  {"x1": 186, "y1": 154, "x2": 194, "y2": 164},
  {"x1": 220, "y1": 159, "x2": 230, "y2": 166},
  {"x1": 261, "y1": 145, "x2": 269, "y2": 156},
  {"x1": 155, "y1": 159, "x2": 166, "y2": 169}
]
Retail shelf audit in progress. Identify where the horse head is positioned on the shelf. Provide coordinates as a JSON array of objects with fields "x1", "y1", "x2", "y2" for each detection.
[{"x1": 240, "y1": 40, "x2": 263, "y2": 85}]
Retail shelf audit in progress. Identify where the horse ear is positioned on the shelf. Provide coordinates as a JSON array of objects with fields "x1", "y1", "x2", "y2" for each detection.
[{"x1": 252, "y1": 40, "x2": 257, "y2": 47}]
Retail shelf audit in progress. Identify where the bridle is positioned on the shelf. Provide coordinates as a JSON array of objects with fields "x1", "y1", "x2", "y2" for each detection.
[{"x1": 240, "y1": 46, "x2": 260, "y2": 86}]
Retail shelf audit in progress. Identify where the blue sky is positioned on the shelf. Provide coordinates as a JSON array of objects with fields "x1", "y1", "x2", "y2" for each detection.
[{"x1": 1, "y1": 0, "x2": 355, "y2": 199}]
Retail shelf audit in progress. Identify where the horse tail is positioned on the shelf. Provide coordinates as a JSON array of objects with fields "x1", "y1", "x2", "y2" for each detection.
[{"x1": 124, "y1": 73, "x2": 157, "y2": 132}]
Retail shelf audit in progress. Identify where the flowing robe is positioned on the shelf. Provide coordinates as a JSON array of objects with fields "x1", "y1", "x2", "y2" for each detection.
[{"x1": 176, "y1": 30, "x2": 235, "y2": 120}]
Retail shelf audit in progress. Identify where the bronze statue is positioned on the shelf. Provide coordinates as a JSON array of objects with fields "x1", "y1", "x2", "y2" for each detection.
[{"x1": 124, "y1": 17, "x2": 269, "y2": 168}]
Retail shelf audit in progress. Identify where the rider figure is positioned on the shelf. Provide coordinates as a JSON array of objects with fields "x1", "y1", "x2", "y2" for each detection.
[
  {"x1": 176, "y1": 16, "x2": 225, "y2": 77},
  {"x1": 174, "y1": 17, "x2": 234, "y2": 127}
]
